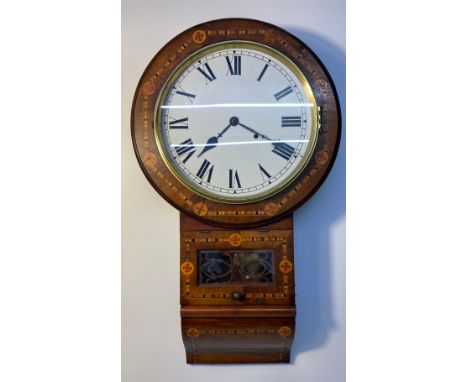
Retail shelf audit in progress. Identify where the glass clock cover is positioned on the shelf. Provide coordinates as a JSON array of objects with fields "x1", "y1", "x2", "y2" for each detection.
[{"x1": 155, "y1": 41, "x2": 319, "y2": 204}]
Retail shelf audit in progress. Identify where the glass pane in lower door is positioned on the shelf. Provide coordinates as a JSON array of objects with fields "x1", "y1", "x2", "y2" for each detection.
[{"x1": 198, "y1": 250, "x2": 274, "y2": 285}]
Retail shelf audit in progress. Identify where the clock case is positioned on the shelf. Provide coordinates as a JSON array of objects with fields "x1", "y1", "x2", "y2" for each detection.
[{"x1": 131, "y1": 18, "x2": 341, "y2": 364}]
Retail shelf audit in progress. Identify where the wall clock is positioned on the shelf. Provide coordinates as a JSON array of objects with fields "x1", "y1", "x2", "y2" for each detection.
[{"x1": 132, "y1": 18, "x2": 341, "y2": 364}]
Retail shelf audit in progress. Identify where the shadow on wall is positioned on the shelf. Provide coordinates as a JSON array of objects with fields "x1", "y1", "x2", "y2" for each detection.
[{"x1": 283, "y1": 28, "x2": 346, "y2": 363}]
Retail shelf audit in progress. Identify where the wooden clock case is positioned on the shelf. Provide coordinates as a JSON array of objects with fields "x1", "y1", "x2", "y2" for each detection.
[{"x1": 131, "y1": 18, "x2": 341, "y2": 364}]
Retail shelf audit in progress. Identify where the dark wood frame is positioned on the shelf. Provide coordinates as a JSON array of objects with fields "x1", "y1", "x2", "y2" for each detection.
[{"x1": 131, "y1": 18, "x2": 341, "y2": 228}]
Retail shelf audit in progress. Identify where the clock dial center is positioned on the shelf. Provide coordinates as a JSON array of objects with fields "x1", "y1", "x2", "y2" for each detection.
[{"x1": 229, "y1": 116, "x2": 239, "y2": 126}]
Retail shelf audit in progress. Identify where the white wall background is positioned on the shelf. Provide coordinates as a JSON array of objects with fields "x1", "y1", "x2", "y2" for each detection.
[{"x1": 122, "y1": 1, "x2": 345, "y2": 381}]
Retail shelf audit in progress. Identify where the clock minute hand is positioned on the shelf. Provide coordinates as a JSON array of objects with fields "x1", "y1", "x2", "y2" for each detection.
[
  {"x1": 237, "y1": 122, "x2": 273, "y2": 141},
  {"x1": 238, "y1": 121, "x2": 299, "y2": 162}
]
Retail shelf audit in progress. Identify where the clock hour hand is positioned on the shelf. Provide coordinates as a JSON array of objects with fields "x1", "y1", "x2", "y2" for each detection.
[
  {"x1": 197, "y1": 119, "x2": 236, "y2": 157},
  {"x1": 197, "y1": 136, "x2": 219, "y2": 157}
]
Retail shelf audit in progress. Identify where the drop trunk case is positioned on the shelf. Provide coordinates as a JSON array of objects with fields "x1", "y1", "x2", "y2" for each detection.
[{"x1": 179, "y1": 213, "x2": 295, "y2": 364}]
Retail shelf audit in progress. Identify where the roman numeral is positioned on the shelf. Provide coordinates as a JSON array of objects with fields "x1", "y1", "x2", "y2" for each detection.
[
  {"x1": 257, "y1": 64, "x2": 269, "y2": 81},
  {"x1": 274, "y1": 86, "x2": 293, "y2": 100},
  {"x1": 281, "y1": 116, "x2": 302, "y2": 127},
  {"x1": 226, "y1": 55, "x2": 241, "y2": 75},
  {"x1": 272, "y1": 142, "x2": 295, "y2": 160},
  {"x1": 174, "y1": 138, "x2": 196, "y2": 163},
  {"x1": 196, "y1": 159, "x2": 214, "y2": 183},
  {"x1": 258, "y1": 164, "x2": 272, "y2": 181},
  {"x1": 197, "y1": 62, "x2": 216, "y2": 82},
  {"x1": 169, "y1": 117, "x2": 188, "y2": 129},
  {"x1": 176, "y1": 90, "x2": 196, "y2": 100},
  {"x1": 229, "y1": 169, "x2": 241, "y2": 188}
]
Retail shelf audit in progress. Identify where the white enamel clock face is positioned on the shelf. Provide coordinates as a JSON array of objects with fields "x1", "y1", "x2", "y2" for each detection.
[{"x1": 155, "y1": 41, "x2": 319, "y2": 203}]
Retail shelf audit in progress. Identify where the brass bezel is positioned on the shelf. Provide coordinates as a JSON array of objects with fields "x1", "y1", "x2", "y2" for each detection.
[{"x1": 154, "y1": 40, "x2": 319, "y2": 204}]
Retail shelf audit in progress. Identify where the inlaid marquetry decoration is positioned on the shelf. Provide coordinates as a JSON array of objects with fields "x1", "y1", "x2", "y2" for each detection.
[
  {"x1": 228, "y1": 233, "x2": 242, "y2": 247},
  {"x1": 192, "y1": 29, "x2": 207, "y2": 44},
  {"x1": 186, "y1": 328, "x2": 200, "y2": 338},
  {"x1": 193, "y1": 202, "x2": 208, "y2": 217},
  {"x1": 279, "y1": 259, "x2": 293, "y2": 274},
  {"x1": 132, "y1": 18, "x2": 341, "y2": 364},
  {"x1": 315, "y1": 150, "x2": 329, "y2": 165},
  {"x1": 142, "y1": 81, "x2": 156, "y2": 96},
  {"x1": 278, "y1": 326, "x2": 293, "y2": 337},
  {"x1": 264, "y1": 203, "x2": 279, "y2": 217},
  {"x1": 143, "y1": 152, "x2": 157, "y2": 172},
  {"x1": 180, "y1": 261, "x2": 195, "y2": 276}
]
